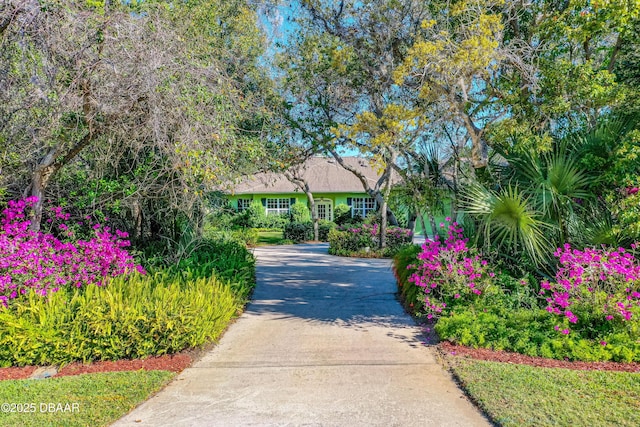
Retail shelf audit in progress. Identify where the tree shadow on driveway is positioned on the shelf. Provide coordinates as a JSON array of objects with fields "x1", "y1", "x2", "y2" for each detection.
[{"x1": 249, "y1": 244, "x2": 434, "y2": 349}]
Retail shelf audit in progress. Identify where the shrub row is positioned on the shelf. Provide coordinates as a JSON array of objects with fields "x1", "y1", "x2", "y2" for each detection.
[
  {"x1": 328, "y1": 224, "x2": 413, "y2": 257},
  {"x1": 283, "y1": 221, "x2": 336, "y2": 243},
  {"x1": 0, "y1": 268, "x2": 246, "y2": 366},
  {"x1": 0, "y1": 208, "x2": 256, "y2": 367},
  {"x1": 395, "y1": 221, "x2": 640, "y2": 362}
]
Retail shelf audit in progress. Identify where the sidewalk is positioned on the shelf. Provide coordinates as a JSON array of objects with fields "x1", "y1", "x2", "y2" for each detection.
[{"x1": 112, "y1": 244, "x2": 489, "y2": 426}]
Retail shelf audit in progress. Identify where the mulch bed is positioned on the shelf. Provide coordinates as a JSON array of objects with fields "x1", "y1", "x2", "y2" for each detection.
[
  {"x1": 0, "y1": 354, "x2": 193, "y2": 381},
  {"x1": 3, "y1": 340, "x2": 640, "y2": 381},
  {"x1": 438, "y1": 341, "x2": 640, "y2": 373}
]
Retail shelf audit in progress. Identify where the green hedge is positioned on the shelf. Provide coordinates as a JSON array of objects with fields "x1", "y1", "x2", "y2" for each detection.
[
  {"x1": 289, "y1": 203, "x2": 311, "y2": 223},
  {"x1": 393, "y1": 244, "x2": 423, "y2": 314},
  {"x1": 284, "y1": 222, "x2": 313, "y2": 242},
  {"x1": 328, "y1": 225, "x2": 412, "y2": 257},
  {"x1": 283, "y1": 220, "x2": 336, "y2": 243}
]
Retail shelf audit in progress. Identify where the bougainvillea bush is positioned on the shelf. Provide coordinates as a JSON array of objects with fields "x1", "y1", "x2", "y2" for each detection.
[
  {"x1": 541, "y1": 243, "x2": 640, "y2": 336},
  {"x1": 0, "y1": 197, "x2": 144, "y2": 306},
  {"x1": 399, "y1": 220, "x2": 640, "y2": 362},
  {"x1": 0, "y1": 199, "x2": 257, "y2": 366},
  {"x1": 408, "y1": 221, "x2": 500, "y2": 319}
]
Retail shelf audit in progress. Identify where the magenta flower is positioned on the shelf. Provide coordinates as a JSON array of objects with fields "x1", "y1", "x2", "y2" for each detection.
[{"x1": 0, "y1": 198, "x2": 144, "y2": 307}]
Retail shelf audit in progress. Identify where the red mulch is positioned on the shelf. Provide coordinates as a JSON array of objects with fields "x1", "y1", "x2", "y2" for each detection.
[
  {"x1": 439, "y1": 341, "x2": 640, "y2": 373},
  {"x1": 0, "y1": 353, "x2": 193, "y2": 381},
  {"x1": 3, "y1": 341, "x2": 640, "y2": 381}
]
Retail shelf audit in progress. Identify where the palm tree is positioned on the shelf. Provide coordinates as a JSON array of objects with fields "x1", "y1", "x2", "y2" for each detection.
[
  {"x1": 463, "y1": 183, "x2": 554, "y2": 267},
  {"x1": 509, "y1": 142, "x2": 593, "y2": 244}
]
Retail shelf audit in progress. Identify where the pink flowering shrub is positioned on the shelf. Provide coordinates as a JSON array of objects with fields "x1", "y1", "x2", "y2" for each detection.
[
  {"x1": 0, "y1": 197, "x2": 144, "y2": 306},
  {"x1": 540, "y1": 243, "x2": 640, "y2": 333},
  {"x1": 408, "y1": 221, "x2": 496, "y2": 319}
]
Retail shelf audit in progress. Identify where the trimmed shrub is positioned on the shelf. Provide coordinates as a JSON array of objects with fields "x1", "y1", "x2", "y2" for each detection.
[
  {"x1": 241, "y1": 201, "x2": 289, "y2": 229},
  {"x1": 328, "y1": 224, "x2": 413, "y2": 257},
  {"x1": 394, "y1": 244, "x2": 423, "y2": 314},
  {"x1": 0, "y1": 271, "x2": 242, "y2": 366},
  {"x1": 334, "y1": 204, "x2": 352, "y2": 226},
  {"x1": 244, "y1": 200, "x2": 268, "y2": 228},
  {"x1": 290, "y1": 203, "x2": 311, "y2": 223},
  {"x1": 284, "y1": 222, "x2": 313, "y2": 243},
  {"x1": 318, "y1": 220, "x2": 336, "y2": 241},
  {"x1": 327, "y1": 227, "x2": 374, "y2": 256}
]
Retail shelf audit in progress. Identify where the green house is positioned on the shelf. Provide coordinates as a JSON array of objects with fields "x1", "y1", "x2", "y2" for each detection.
[{"x1": 227, "y1": 157, "x2": 387, "y2": 221}]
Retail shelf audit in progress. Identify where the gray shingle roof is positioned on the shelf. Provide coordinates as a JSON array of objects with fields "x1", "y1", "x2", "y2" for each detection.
[{"x1": 230, "y1": 157, "x2": 391, "y2": 195}]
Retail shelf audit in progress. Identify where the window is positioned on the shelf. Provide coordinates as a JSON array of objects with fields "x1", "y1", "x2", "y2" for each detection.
[
  {"x1": 350, "y1": 197, "x2": 376, "y2": 218},
  {"x1": 237, "y1": 198, "x2": 252, "y2": 212},
  {"x1": 266, "y1": 198, "x2": 290, "y2": 215}
]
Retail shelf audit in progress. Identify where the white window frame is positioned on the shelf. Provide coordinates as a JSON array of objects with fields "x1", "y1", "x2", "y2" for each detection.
[
  {"x1": 265, "y1": 198, "x2": 290, "y2": 215},
  {"x1": 351, "y1": 197, "x2": 376, "y2": 218}
]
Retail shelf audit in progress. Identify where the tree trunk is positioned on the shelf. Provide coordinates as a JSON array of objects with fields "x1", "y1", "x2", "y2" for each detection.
[
  {"x1": 380, "y1": 199, "x2": 387, "y2": 249},
  {"x1": 132, "y1": 200, "x2": 143, "y2": 243},
  {"x1": 407, "y1": 212, "x2": 416, "y2": 236},
  {"x1": 418, "y1": 213, "x2": 427, "y2": 240},
  {"x1": 29, "y1": 148, "x2": 58, "y2": 232},
  {"x1": 450, "y1": 197, "x2": 458, "y2": 224},
  {"x1": 328, "y1": 148, "x2": 399, "y2": 227},
  {"x1": 307, "y1": 192, "x2": 319, "y2": 241},
  {"x1": 429, "y1": 213, "x2": 438, "y2": 240}
]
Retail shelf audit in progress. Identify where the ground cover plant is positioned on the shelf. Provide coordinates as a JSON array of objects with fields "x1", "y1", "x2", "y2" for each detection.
[
  {"x1": 448, "y1": 357, "x2": 640, "y2": 427},
  {"x1": 0, "y1": 370, "x2": 174, "y2": 427}
]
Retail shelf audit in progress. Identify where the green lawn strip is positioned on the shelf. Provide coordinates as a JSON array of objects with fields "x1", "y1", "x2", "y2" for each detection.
[
  {"x1": 0, "y1": 370, "x2": 174, "y2": 427},
  {"x1": 449, "y1": 357, "x2": 640, "y2": 427},
  {"x1": 257, "y1": 231, "x2": 284, "y2": 245}
]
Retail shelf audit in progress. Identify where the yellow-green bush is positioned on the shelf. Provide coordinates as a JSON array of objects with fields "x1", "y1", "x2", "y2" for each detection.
[{"x1": 0, "y1": 270, "x2": 246, "y2": 367}]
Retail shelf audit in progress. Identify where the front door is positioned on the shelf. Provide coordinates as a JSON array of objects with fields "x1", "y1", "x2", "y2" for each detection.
[{"x1": 315, "y1": 200, "x2": 333, "y2": 221}]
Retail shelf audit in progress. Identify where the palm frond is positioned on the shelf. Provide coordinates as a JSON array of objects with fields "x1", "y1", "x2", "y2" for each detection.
[{"x1": 462, "y1": 184, "x2": 554, "y2": 266}]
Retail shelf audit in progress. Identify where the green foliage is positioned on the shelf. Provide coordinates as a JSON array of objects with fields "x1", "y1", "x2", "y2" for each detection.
[
  {"x1": 394, "y1": 244, "x2": 423, "y2": 314},
  {"x1": 463, "y1": 184, "x2": 553, "y2": 267},
  {"x1": 436, "y1": 307, "x2": 640, "y2": 362},
  {"x1": 0, "y1": 238, "x2": 255, "y2": 367},
  {"x1": 289, "y1": 202, "x2": 311, "y2": 223},
  {"x1": 244, "y1": 200, "x2": 269, "y2": 228},
  {"x1": 283, "y1": 222, "x2": 313, "y2": 243},
  {"x1": 328, "y1": 225, "x2": 411, "y2": 257},
  {"x1": 333, "y1": 204, "x2": 353, "y2": 226},
  {"x1": 327, "y1": 228, "x2": 374, "y2": 256},
  {"x1": 318, "y1": 219, "x2": 336, "y2": 241},
  {"x1": 0, "y1": 272, "x2": 236, "y2": 366}
]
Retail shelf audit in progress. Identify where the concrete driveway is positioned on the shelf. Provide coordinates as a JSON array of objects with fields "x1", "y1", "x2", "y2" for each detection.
[{"x1": 113, "y1": 244, "x2": 490, "y2": 427}]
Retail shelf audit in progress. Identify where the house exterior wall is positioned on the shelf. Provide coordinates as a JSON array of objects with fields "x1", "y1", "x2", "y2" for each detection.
[{"x1": 227, "y1": 192, "x2": 371, "y2": 213}]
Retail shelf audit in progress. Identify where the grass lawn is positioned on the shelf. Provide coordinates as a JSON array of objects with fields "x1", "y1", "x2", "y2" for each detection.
[
  {"x1": 257, "y1": 230, "x2": 285, "y2": 245},
  {"x1": 0, "y1": 370, "x2": 174, "y2": 427},
  {"x1": 449, "y1": 357, "x2": 640, "y2": 426}
]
